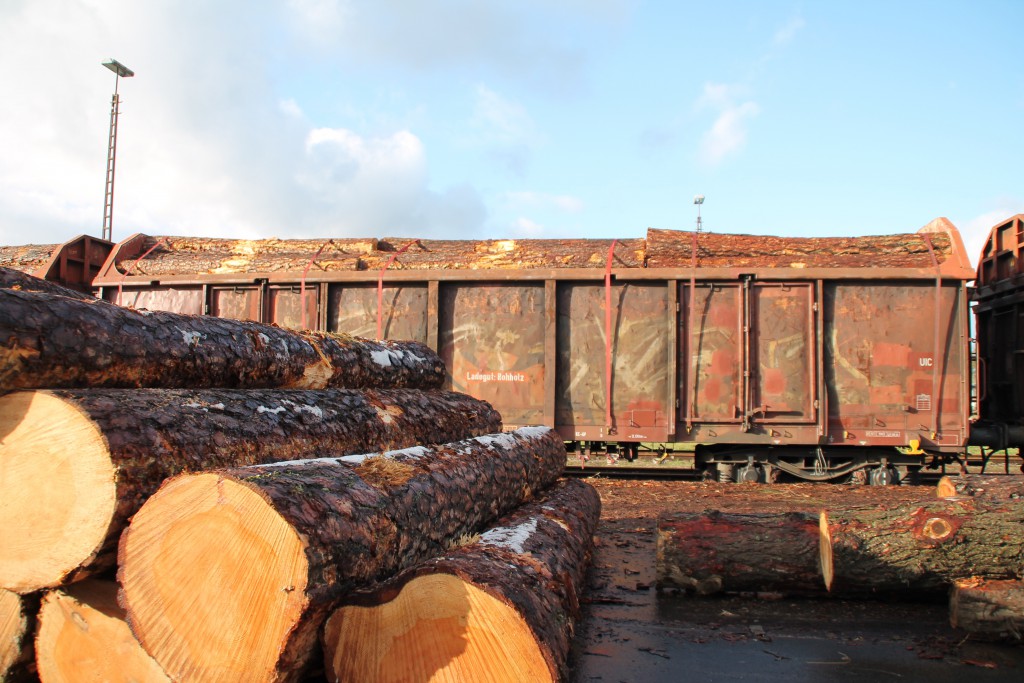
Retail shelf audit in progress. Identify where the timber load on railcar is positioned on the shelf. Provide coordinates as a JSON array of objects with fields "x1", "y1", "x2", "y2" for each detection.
[{"x1": 74, "y1": 218, "x2": 974, "y2": 482}]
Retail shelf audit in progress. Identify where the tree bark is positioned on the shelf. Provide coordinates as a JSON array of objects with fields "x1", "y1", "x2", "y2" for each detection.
[
  {"x1": 819, "y1": 499, "x2": 1024, "y2": 597},
  {"x1": 322, "y1": 478, "x2": 600, "y2": 683},
  {"x1": 950, "y1": 578, "x2": 1024, "y2": 641},
  {"x1": 0, "y1": 387, "x2": 500, "y2": 593},
  {"x1": 0, "y1": 588, "x2": 37, "y2": 683},
  {"x1": 0, "y1": 266, "x2": 95, "y2": 300},
  {"x1": 936, "y1": 474, "x2": 1024, "y2": 500},
  {"x1": 656, "y1": 511, "x2": 823, "y2": 596},
  {"x1": 0, "y1": 288, "x2": 446, "y2": 391},
  {"x1": 118, "y1": 427, "x2": 566, "y2": 683},
  {"x1": 35, "y1": 580, "x2": 171, "y2": 683}
]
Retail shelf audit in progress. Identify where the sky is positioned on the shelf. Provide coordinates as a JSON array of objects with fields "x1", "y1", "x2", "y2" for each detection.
[{"x1": 0, "y1": 0, "x2": 1021, "y2": 267}]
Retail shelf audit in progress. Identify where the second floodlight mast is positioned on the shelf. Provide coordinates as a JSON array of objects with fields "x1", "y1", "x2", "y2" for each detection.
[
  {"x1": 101, "y1": 59, "x2": 134, "y2": 243},
  {"x1": 694, "y1": 194, "x2": 705, "y2": 233}
]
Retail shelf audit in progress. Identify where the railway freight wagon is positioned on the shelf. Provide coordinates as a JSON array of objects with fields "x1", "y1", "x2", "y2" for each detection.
[
  {"x1": 972, "y1": 214, "x2": 1024, "y2": 452},
  {"x1": 88, "y1": 218, "x2": 975, "y2": 482}
]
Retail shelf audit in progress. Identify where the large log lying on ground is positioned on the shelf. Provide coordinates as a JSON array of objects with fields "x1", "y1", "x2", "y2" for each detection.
[
  {"x1": 950, "y1": 578, "x2": 1024, "y2": 642},
  {"x1": 656, "y1": 510, "x2": 823, "y2": 596},
  {"x1": 819, "y1": 498, "x2": 1024, "y2": 597},
  {"x1": 119, "y1": 427, "x2": 565, "y2": 683},
  {"x1": 0, "y1": 388, "x2": 500, "y2": 593},
  {"x1": 0, "y1": 266, "x2": 95, "y2": 300},
  {"x1": 937, "y1": 474, "x2": 1024, "y2": 500},
  {"x1": 322, "y1": 478, "x2": 601, "y2": 683},
  {"x1": 0, "y1": 288, "x2": 445, "y2": 390},
  {"x1": 35, "y1": 580, "x2": 171, "y2": 683},
  {"x1": 0, "y1": 588, "x2": 37, "y2": 682}
]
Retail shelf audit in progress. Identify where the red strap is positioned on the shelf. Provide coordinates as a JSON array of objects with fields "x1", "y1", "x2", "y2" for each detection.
[
  {"x1": 118, "y1": 237, "x2": 169, "y2": 307},
  {"x1": 605, "y1": 240, "x2": 618, "y2": 433}
]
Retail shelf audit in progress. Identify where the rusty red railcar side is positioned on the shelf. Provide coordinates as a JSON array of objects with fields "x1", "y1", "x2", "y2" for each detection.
[{"x1": 75, "y1": 218, "x2": 977, "y2": 481}]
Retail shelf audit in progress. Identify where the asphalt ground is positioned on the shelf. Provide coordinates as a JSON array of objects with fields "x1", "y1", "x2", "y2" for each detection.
[{"x1": 569, "y1": 492, "x2": 1024, "y2": 683}]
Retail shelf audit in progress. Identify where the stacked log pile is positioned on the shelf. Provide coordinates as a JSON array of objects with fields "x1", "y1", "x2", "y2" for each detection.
[
  {"x1": 323, "y1": 478, "x2": 601, "y2": 683},
  {"x1": 1, "y1": 274, "x2": 597, "y2": 682}
]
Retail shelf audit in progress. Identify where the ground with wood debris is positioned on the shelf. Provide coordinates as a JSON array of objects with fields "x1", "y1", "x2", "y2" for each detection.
[{"x1": 570, "y1": 479, "x2": 1024, "y2": 682}]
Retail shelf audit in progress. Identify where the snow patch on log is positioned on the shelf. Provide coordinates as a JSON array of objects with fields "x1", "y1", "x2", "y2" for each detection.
[
  {"x1": 252, "y1": 445, "x2": 432, "y2": 470},
  {"x1": 181, "y1": 401, "x2": 225, "y2": 412},
  {"x1": 370, "y1": 350, "x2": 393, "y2": 367},
  {"x1": 478, "y1": 518, "x2": 538, "y2": 554},
  {"x1": 256, "y1": 406, "x2": 287, "y2": 415},
  {"x1": 179, "y1": 330, "x2": 203, "y2": 346}
]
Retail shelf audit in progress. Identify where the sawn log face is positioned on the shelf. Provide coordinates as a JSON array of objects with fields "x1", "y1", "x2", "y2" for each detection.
[
  {"x1": 0, "y1": 388, "x2": 500, "y2": 592},
  {"x1": 326, "y1": 478, "x2": 601, "y2": 682},
  {"x1": 0, "y1": 288, "x2": 445, "y2": 390},
  {"x1": 118, "y1": 427, "x2": 567, "y2": 683}
]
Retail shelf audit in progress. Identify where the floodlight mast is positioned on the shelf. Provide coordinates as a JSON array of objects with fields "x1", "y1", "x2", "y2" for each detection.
[
  {"x1": 694, "y1": 194, "x2": 705, "y2": 233},
  {"x1": 101, "y1": 59, "x2": 134, "y2": 242}
]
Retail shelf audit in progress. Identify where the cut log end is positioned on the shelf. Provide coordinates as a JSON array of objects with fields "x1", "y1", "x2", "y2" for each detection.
[
  {"x1": 0, "y1": 391, "x2": 115, "y2": 593},
  {"x1": 119, "y1": 472, "x2": 309, "y2": 682},
  {"x1": 818, "y1": 511, "x2": 834, "y2": 592},
  {"x1": 36, "y1": 580, "x2": 171, "y2": 683},
  {"x1": 323, "y1": 574, "x2": 552, "y2": 683},
  {"x1": 1, "y1": 588, "x2": 34, "y2": 680},
  {"x1": 936, "y1": 475, "x2": 958, "y2": 498}
]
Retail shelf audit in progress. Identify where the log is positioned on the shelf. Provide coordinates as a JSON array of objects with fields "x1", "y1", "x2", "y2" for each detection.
[
  {"x1": 0, "y1": 388, "x2": 500, "y2": 593},
  {"x1": 936, "y1": 474, "x2": 1024, "y2": 500},
  {"x1": 322, "y1": 478, "x2": 601, "y2": 683},
  {"x1": 819, "y1": 498, "x2": 1024, "y2": 596},
  {"x1": 656, "y1": 510, "x2": 823, "y2": 596},
  {"x1": 0, "y1": 588, "x2": 37, "y2": 683},
  {"x1": 950, "y1": 578, "x2": 1024, "y2": 641},
  {"x1": 0, "y1": 266, "x2": 95, "y2": 300},
  {"x1": 35, "y1": 580, "x2": 171, "y2": 683},
  {"x1": 118, "y1": 427, "x2": 566, "y2": 683},
  {"x1": 0, "y1": 288, "x2": 445, "y2": 390}
]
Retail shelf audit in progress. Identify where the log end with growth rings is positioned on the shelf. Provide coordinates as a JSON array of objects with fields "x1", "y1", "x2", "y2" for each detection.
[
  {"x1": 818, "y1": 511, "x2": 834, "y2": 592},
  {"x1": 36, "y1": 580, "x2": 170, "y2": 683},
  {"x1": 1, "y1": 587, "x2": 34, "y2": 679},
  {"x1": 0, "y1": 391, "x2": 116, "y2": 593},
  {"x1": 323, "y1": 574, "x2": 552, "y2": 683},
  {"x1": 119, "y1": 472, "x2": 309, "y2": 683}
]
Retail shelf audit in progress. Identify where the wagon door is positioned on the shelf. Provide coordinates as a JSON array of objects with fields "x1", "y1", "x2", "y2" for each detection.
[
  {"x1": 748, "y1": 283, "x2": 817, "y2": 429},
  {"x1": 680, "y1": 280, "x2": 817, "y2": 439}
]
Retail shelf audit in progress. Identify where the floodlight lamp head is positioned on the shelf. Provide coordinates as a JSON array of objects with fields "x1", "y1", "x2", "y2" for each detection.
[
  {"x1": 103, "y1": 59, "x2": 134, "y2": 78},
  {"x1": 694, "y1": 195, "x2": 705, "y2": 205}
]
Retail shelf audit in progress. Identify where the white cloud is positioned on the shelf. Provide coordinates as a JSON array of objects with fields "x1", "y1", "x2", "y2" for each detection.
[
  {"x1": 0, "y1": 0, "x2": 493, "y2": 245},
  {"x1": 773, "y1": 15, "x2": 805, "y2": 46},
  {"x1": 696, "y1": 83, "x2": 760, "y2": 167},
  {"x1": 513, "y1": 217, "x2": 546, "y2": 236}
]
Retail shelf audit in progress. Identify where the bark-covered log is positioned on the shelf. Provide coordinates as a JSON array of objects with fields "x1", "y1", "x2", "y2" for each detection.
[
  {"x1": 656, "y1": 511, "x2": 823, "y2": 596},
  {"x1": 950, "y1": 578, "x2": 1024, "y2": 641},
  {"x1": 936, "y1": 474, "x2": 1024, "y2": 500},
  {"x1": 322, "y1": 478, "x2": 600, "y2": 683},
  {"x1": 118, "y1": 427, "x2": 566, "y2": 683},
  {"x1": 819, "y1": 499, "x2": 1024, "y2": 597},
  {"x1": 0, "y1": 588, "x2": 37, "y2": 683},
  {"x1": 0, "y1": 288, "x2": 445, "y2": 391},
  {"x1": 0, "y1": 266, "x2": 94, "y2": 300},
  {"x1": 0, "y1": 388, "x2": 500, "y2": 593},
  {"x1": 35, "y1": 580, "x2": 170, "y2": 683}
]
